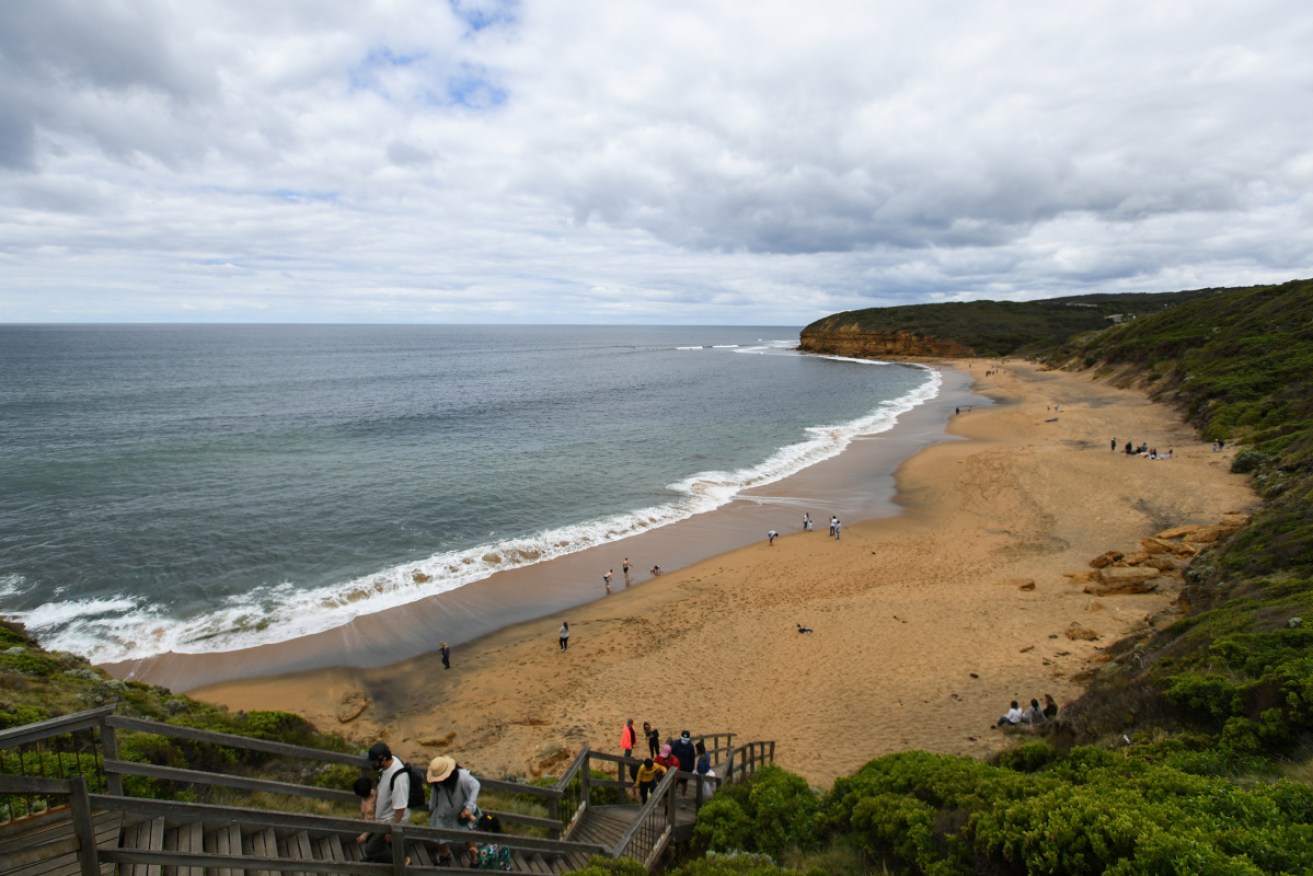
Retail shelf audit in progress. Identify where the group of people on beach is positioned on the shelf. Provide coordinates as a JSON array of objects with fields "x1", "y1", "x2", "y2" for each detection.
[
  {"x1": 355, "y1": 742, "x2": 491, "y2": 868},
  {"x1": 621, "y1": 718, "x2": 714, "y2": 803},
  {"x1": 1112, "y1": 437, "x2": 1173, "y2": 459},
  {"x1": 995, "y1": 694, "x2": 1059, "y2": 728},
  {"x1": 602, "y1": 557, "x2": 662, "y2": 594}
]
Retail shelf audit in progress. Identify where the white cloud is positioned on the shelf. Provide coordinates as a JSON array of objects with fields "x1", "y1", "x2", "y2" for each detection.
[{"x1": 1, "y1": 0, "x2": 1311, "y2": 324}]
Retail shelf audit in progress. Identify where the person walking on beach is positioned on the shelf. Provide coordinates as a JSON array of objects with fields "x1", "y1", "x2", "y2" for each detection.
[
  {"x1": 622, "y1": 558, "x2": 631, "y2": 585},
  {"x1": 829, "y1": 515, "x2": 838, "y2": 537},
  {"x1": 803, "y1": 512, "x2": 812, "y2": 532},
  {"x1": 603, "y1": 570, "x2": 613, "y2": 593},
  {"x1": 559, "y1": 622, "x2": 570, "y2": 652},
  {"x1": 1111, "y1": 436, "x2": 1117, "y2": 452},
  {"x1": 767, "y1": 529, "x2": 778, "y2": 546},
  {"x1": 439, "y1": 641, "x2": 450, "y2": 670},
  {"x1": 834, "y1": 520, "x2": 842, "y2": 541},
  {"x1": 644, "y1": 722, "x2": 660, "y2": 758}
]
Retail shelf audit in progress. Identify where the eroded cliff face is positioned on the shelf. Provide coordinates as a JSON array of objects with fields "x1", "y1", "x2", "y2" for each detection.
[{"x1": 799, "y1": 323, "x2": 974, "y2": 358}]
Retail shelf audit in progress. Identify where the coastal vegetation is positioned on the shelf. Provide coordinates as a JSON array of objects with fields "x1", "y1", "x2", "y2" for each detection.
[
  {"x1": 5, "y1": 277, "x2": 1313, "y2": 873},
  {"x1": 799, "y1": 287, "x2": 1221, "y2": 358}
]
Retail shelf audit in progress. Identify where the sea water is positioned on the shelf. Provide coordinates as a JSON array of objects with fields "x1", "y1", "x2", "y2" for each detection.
[{"x1": 0, "y1": 324, "x2": 938, "y2": 665}]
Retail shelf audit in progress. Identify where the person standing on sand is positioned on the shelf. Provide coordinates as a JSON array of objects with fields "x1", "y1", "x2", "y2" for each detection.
[
  {"x1": 834, "y1": 520, "x2": 842, "y2": 541},
  {"x1": 1111, "y1": 437, "x2": 1117, "y2": 452},
  {"x1": 439, "y1": 641, "x2": 450, "y2": 670},
  {"x1": 622, "y1": 558, "x2": 631, "y2": 585},
  {"x1": 603, "y1": 570, "x2": 613, "y2": 593},
  {"x1": 767, "y1": 529, "x2": 778, "y2": 546},
  {"x1": 644, "y1": 722, "x2": 660, "y2": 758},
  {"x1": 803, "y1": 512, "x2": 812, "y2": 532},
  {"x1": 621, "y1": 718, "x2": 638, "y2": 782},
  {"x1": 559, "y1": 622, "x2": 570, "y2": 652},
  {"x1": 829, "y1": 515, "x2": 838, "y2": 537}
]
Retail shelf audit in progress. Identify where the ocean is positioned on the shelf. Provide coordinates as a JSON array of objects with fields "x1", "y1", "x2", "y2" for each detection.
[{"x1": 0, "y1": 324, "x2": 941, "y2": 670}]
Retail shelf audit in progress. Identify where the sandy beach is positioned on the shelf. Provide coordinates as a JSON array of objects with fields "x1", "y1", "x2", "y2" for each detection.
[{"x1": 192, "y1": 360, "x2": 1255, "y2": 787}]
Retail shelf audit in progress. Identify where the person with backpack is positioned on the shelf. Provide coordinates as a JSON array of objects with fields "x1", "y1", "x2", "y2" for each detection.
[
  {"x1": 426, "y1": 755, "x2": 482, "y2": 868},
  {"x1": 363, "y1": 742, "x2": 414, "y2": 863}
]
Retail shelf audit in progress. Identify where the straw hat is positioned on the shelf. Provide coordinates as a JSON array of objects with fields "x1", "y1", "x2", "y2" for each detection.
[{"x1": 427, "y1": 755, "x2": 456, "y2": 783}]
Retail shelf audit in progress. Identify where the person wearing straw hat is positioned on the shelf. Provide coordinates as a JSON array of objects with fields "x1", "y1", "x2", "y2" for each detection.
[{"x1": 426, "y1": 755, "x2": 481, "y2": 868}]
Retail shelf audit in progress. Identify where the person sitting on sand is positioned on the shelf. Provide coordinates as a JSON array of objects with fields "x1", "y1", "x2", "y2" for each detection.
[
  {"x1": 797, "y1": 623, "x2": 813, "y2": 634},
  {"x1": 1022, "y1": 698, "x2": 1045, "y2": 724},
  {"x1": 1043, "y1": 694, "x2": 1059, "y2": 720},
  {"x1": 996, "y1": 701, "x2": 1023, "y2": 727}
]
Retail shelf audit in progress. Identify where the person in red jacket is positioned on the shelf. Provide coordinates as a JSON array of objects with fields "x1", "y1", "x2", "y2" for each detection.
[{"x1": 620, "y1": 718, "x2": 638, "y2": 781}]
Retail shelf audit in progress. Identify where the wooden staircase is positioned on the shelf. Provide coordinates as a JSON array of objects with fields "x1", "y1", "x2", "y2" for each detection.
[{"x1": 112, "y1": 809, "x2": 598, "y2": 874}]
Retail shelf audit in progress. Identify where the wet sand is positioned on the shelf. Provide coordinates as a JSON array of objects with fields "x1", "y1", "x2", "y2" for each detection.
[
  {"x1": 107, "y1": 366, "x2": 981, "y2": 692},
  {"x1": 188, "y1": 360, "x2": 1256, "y2": 786}
]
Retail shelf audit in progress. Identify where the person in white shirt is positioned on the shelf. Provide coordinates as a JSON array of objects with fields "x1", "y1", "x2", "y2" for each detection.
[
  {"x1": 363, "y1": 742, "x2": 410, "y2": 863},
  {"x1": 996, "y1": 701, "x2": 1024, "y2": 727}
]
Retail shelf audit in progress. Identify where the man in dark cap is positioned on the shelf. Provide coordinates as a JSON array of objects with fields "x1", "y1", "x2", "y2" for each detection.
[
  {"x1": 670, "y1": 730, "x2": 697, "y2": 795},
  {"x1": 362, "y1": 742, "x2": 411, "y2": 863}
]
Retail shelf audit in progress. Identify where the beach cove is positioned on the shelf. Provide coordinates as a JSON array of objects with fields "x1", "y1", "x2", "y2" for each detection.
[{"x1": 191, "y1": 360, "x2": 1256, "y2": 787}]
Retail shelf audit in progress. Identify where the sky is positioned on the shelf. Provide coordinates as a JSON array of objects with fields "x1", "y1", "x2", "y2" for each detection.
[{"x1": 1, "y1": 1, "x2": 1311, "y2": 326}]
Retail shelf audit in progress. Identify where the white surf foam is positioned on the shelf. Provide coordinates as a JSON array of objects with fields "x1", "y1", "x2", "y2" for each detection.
[{"x1": 13, "y1": 362, "x2": 942, "y2": 664}]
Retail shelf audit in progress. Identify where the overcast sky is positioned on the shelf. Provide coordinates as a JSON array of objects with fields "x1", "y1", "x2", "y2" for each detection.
[{"x1": 2, "y1": 1, "x2": 1310, "y2": 325}]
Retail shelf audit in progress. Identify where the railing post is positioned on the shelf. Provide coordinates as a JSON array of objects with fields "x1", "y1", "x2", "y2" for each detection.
[
  {"x1": 99, "y1": 713, "x2": 124, "y2": 797},
  {"x1": 392, "y1": 824, "x2": 407, "y2": 876},
  {"x1": 580, "y1": 752, "x2": 591, "y2": 808},
  {"x1": 69, "y1": 775, "x2": 102, "y2": 876}
]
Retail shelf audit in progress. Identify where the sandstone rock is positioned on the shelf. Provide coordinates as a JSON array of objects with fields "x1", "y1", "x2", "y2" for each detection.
[
  {"x1": 1120, "y1": 550, "x2": 1151, "y2": 566},
  {"x1": 1156, "y1": 525, "x2": 1201, "y2": 540},
  {"x1": 529, "y1": 745, "x2": 576, "y2": 779},
  {"x1": 336, "y1": 689, "x2": 370, "y2": 723},
  {"x1": 1140, "y1": 536, "x2": 1180, "y2": 554},
  {"x1": 1182, "y1": 525, "x2": 1232, "y2": 544},
  {"x1": 1017, "y1": 580, "x2": 1036, "y2": 591},
  {"x1": 1063, "y1": 571, "x2": 1097, "y2": 585},
  {"x1": 1089, "y1": 551, "x2": 1124, "y2": 569},
  {"x1": 1065, "y1": 623, "x2": 1100, "y2": 641},
  {"x1": 418, "y1": 731, "x2": 457, "y2": 748},
  {"x1": 412, "y1": 571, "x2": 431, "y2": 583}
]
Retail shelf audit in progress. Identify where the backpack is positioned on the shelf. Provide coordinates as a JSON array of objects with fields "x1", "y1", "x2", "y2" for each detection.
[
  {"x1": 477, "y1": 844, "x2": 513, "y2": 870},
  {"x1": 389, "y1": 762, "x2": 429, "y2": 810}
]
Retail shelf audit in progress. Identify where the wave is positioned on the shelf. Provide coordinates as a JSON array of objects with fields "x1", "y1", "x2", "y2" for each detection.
[{"x1": 11, "y1": 364, "x2": 942, "y2": 665}]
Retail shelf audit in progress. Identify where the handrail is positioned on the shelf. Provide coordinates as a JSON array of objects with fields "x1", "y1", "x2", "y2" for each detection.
[
  {"x1": 103, "y1": 758, "x2": 358, "y2": 803},
  {"x1": 0, "y1": 705, "x2": 117, "y2": 748},
  {"x1": 105, "y1": 715, "x2": 365, "y2": 766}
]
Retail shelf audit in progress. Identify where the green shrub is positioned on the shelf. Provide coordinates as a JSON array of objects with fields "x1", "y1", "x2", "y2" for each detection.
[
  {"x1": 1232, "y1": 449, "x2": 1273, "y2": 474},
  {"x1": 691, "y1": 795, "x2": 754, "y2": 854}
]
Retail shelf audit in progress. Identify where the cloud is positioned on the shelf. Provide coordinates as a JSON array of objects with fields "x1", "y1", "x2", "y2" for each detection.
[{"x1": 1, "y1": 0, "x2": 1311, "y2": 324}]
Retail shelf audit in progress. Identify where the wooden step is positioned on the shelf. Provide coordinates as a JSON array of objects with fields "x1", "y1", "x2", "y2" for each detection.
[
  {"x1": 1, "y1": 807, "x2": 122, "y2": 876},
  {"x1": 164, "y1": 821, "x2": 205, "y2": 876},
  {"x1": 202, "y1": 823, "x2": 241, "y2": 876},
  {"x1": 121, "y1": 816, "x2": 167, "y2": 876},
  {"x1": 240, "y1": 827, "x2": 278, "y2": 876}
]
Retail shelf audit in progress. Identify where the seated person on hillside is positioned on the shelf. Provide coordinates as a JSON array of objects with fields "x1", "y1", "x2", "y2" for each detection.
[
  {"x1": 1043, "y1": 694, "x2": 1059, "y2": 720},
  {"x1": 1021, "y1": 698, "x2": 1045, "y2": 724},
  {"x1": 996, "y1": 700, "x2": 1023, "y2": 727}
]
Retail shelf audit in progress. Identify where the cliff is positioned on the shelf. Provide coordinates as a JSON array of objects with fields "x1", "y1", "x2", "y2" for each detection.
[{"x1": 798, "y1": 322, "x2": 974, "y2": 358}]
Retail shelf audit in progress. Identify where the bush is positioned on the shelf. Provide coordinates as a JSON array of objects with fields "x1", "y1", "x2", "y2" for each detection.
[
  {"x1": 1231, "y1": 449, "x2": 1272, "y2": 474},
  {"x1": 691, "y1": 795, "x2": 754, "y2": 855}
]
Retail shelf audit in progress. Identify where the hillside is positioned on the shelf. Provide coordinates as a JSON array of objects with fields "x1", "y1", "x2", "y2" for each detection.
[{"x1": 799, "y1": 288, "x2": 1222, "y2": 358}]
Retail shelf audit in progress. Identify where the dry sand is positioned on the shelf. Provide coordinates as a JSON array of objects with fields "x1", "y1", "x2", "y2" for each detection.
[{"x1": 192, "y1": 360, "x2": 1255, "y2": 787}]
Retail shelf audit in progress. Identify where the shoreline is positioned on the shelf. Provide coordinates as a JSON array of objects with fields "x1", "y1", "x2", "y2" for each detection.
[
  {"x1": 105, "y1": 362, "x2": 983, "y2": 693},
  {"x1": 191, "y1": 359, "x2": 1256, "y2": 786}
]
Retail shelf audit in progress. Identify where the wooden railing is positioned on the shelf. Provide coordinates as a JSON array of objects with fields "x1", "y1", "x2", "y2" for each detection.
[{"x1": 1, "y1": 706, "x2": 776, "y2": 874}]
